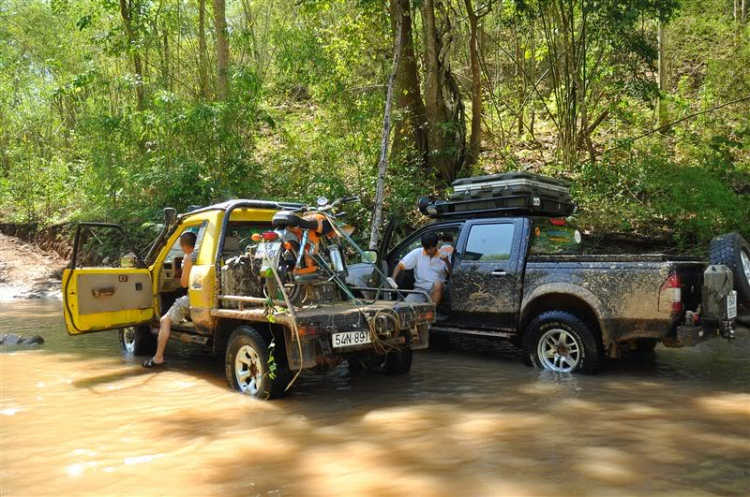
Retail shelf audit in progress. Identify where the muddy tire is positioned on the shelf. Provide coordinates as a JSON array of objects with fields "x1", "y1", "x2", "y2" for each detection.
[
  {"x1": 381, "y1": 347, "x2": 413, "y2": 375},
  {"x1": 709, "y1": 233, "x2": 750, "y2": 306},
  {"x1": 523, "y1": 311, "x2": 603, "y2": 374},
  {"x1": 119, "y1": 326, "x2": 157, "y2": 356},
  {"x1": 225, "y1": 326, "x2": 287, "y2": 399}
]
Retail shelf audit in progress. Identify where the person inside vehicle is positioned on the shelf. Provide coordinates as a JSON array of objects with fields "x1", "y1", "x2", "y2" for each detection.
[
  {"x1": 391, "y1": 232, "x2": 451, "y2": 305},
  {"x1": 143, "y1": 231, "x2": 196, "y2": 368},
  {"x1": 438, "y1": 233, "x2": 455, "y2": 258}
]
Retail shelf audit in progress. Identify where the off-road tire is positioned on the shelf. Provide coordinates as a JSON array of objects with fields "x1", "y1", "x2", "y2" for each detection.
[
  {"x1": 523, "y1": 311, "x2": 603, "y2": 374},
  {"x1": 225, "y1": 326, "x2": 288, "y2": 399},
  {"x1": 119, "y1": 326, "x2": 157, "y2": 356},
  {"x1": 380, "y1": 347, "x2": 413, "y2": 375},
  {"x1": 709, "y1": 232, "x2": 750, "y2": 307}
]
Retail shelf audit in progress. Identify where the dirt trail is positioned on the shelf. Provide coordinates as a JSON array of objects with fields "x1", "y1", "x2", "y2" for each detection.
[{"x1": 0, "y1": 233, "x2": 66, "y2": 299}]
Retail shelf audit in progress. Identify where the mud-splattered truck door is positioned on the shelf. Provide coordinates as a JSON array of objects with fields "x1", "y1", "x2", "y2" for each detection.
[{"x1": 448, "y1": 219, "x2": 525, "y2": 330}]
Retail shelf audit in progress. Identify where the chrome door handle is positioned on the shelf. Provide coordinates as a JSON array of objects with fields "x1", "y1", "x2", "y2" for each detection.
[{"x1": 491, "y1": 270, "x2": 507, "y2": 277}]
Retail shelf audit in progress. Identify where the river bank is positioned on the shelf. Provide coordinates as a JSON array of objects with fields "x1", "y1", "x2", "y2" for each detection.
[{"x1": 0, "y1": 233, "x2": 66, "y2": 300}]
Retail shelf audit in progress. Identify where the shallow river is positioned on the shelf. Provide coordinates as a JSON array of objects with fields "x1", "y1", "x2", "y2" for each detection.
[{"x1": 1, "y1": 299, "x2": 749, "y2": 496}]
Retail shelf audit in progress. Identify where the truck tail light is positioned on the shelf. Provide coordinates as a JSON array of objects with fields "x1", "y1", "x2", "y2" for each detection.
[
  {"x1": 659, "y1": 273, "x2": 683, "y2": 314},
  {"x1": 297, "y1": 325, "x2": 318, "y2": 337},
  {"x1": 550, "y1": 218, "x2": 567, "y2": 226},
  {"x1": 251, "y1": 233, "x2": 262, "y2": 242},
  {"x1": 262, "y1": 232, "x2": 279, "y2": 241}
]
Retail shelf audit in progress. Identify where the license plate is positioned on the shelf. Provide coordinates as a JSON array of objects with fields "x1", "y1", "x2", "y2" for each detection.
[
  {"x1": 332, "y1": 331, "x2": 371, "y2": 348},
  {"x1": 727, "y1": 291, "x2": 737, "y2": 319},
  {"x1": 255, "y1": 242, "x2": 281, "y2": 260}
]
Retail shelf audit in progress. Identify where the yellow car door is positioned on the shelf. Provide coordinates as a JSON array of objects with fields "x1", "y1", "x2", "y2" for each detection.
[{"x1": 62, "y1": 223, "x2": 155, "y2": 335}]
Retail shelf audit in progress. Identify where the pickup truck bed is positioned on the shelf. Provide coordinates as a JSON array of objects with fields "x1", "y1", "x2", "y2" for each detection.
[{"x1": 522, "y1": 256, "x2": 707, "y2": 344}]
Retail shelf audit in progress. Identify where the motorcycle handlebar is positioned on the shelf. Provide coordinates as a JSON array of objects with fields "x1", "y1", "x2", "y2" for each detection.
[
  {"x1": 305, "y1": 196, "x2": 359, "y2": 213},
  {"x1": 326, "y1": 196, "x2": 359, "y2": 209}
]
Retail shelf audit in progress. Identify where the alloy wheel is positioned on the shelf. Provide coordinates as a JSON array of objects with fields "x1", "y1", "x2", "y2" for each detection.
[
  {"x1": 122, "y1": 327, "x2": 136, "y2": 354},
  {"x1": 234, "y1": 344, "x2": 263, "y2": 395},
  {"x1": 537, "y1": 328, "x2": 581, "y2": 373},
  {"x1": 741, "y1": 250, "x2": 750, "y2": 285}
]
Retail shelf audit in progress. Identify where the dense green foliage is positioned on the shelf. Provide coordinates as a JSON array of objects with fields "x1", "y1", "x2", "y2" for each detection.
[{"x1": 0, "y1": 0, "x2": 748, "y2": 252}]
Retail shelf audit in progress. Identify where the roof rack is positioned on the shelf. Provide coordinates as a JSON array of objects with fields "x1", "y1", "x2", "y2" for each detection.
[{"x1": 419, "y1": 171, "x2": 576, "y2": 220}]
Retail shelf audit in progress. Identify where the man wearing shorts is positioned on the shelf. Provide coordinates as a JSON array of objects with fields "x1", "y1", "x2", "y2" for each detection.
[
  {"x1": 143, "y1": 231, "x2": 196, "y2": 367},
  {"x1": 391, "y1": 232, "x2": 451, "y2": 305}
]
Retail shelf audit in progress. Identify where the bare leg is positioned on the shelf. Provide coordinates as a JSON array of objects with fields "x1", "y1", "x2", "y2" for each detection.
[
  {"x1": 152, "y1": 314, "x2": 172, "y2": 364},
  {"x1": 431, "y1": 281, "x2": 444, "y2": 306}
]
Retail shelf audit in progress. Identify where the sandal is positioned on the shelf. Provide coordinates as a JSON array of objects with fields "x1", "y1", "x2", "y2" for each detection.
[{"x1": 142, "y1": 358, "x2": 167, "y2": 368}]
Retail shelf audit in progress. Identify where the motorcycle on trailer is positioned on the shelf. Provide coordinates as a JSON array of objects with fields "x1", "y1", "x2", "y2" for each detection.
[{"x1": 251, "y1": 196, "x2": 359, "y2": 304}]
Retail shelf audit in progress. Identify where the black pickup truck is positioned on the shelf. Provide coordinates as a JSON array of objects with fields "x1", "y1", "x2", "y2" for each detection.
[{"x1": 349, "y1": 214, "x2": 746, "y2": 374}]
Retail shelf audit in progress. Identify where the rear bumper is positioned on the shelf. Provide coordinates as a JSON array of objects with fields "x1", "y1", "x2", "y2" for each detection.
[
  {"x1": 607, "y1": 315, "x2": 735, "y2": 348},
  {"x1": 661, "y1": 319, "x2": 735, "y2": 348},
  {"x1": 284, "y1": 320, "x2": 431, "y2": 369}
]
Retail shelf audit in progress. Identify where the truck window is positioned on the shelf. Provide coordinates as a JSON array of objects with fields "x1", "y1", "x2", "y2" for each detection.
[
  {"x1": 529, "y1": 218, "x2": 582, "y2": 255},
  {"x1": 75, "y1": 225, "x2": 137, "y2": 268},
  {"x1": 166, "y1": 222, "x2": 207, "y2": 262},
  {"x1": 223, "y1": 223, "x2": 269, "y2": 255},
  {"x1": 464, "y1": 224, "x2": 514, "y2": 262},
  {"x1": 393, "y1": 228, "x2": 460, "y2": 262}
]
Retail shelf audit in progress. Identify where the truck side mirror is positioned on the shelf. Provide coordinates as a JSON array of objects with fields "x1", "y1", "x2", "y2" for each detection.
[
  {"x1": 164, "y1": 207, "x2": 177, "y2": 226},
  {"x1": 361, "y1": 250, "x2": 377, "y2": 264}
]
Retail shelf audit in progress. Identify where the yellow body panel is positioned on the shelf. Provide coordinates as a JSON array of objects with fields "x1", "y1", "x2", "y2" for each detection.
[
  {"x1": 63, "y1": 268, "x2": 155, "y2": 334},
  {"x1": 63, "y1": 205, "x2": 279, "y2": 336},
  {"x1": 188, "y1": 264, "x2": 215, "y2": 330}
]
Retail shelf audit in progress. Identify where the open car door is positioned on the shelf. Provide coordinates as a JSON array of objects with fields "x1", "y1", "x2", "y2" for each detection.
[{"x1": 63, "y1": 223, "x2": 154, "y2": 335}]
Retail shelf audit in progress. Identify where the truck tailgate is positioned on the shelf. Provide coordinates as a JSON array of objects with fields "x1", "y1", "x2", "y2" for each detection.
[{"x1": 293, "y1": 301, "x2": 435, "y2": 331}]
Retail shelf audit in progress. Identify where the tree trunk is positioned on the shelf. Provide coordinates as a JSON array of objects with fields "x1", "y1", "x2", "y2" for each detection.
[
  {"x1": 514, "y1": 19, "x2": 524, "y2": 137},
  {"x1": 658, "y1": 20, "x2": 669, "y2": 131},
  {"x1": 370, "y1": 2, "x2": 404, "y2": 250},
  {"x1": 119, "y1": 0, "x2": 145, "y2": 111},
  {"x1": 198, "y1": 0, "x2": 210, "y2": 100},
  {"x1": 529, "y1": 22, "x2": 536, "y2": 136},
  {"x1": 421, "y1": 0, "x2": 466, "y2": 184},
  {"x1": 742, "y1": 0, "x2": 747, "y2": 24},
  {"x1": 213, "y1": 0, "x2": 230, "y2": 101},
  {"x1": 541, "y1": 0, "x2": 579, "y2": 166},
  {"x1": 390, "y1": 0, "x2": 428, "y2": 166},
  {"x1": 162, "y1": 20, "x2": 170, "y2": 91},
  {"x1": 464, "y1": 0, "x2": 482, "y2": 165}
]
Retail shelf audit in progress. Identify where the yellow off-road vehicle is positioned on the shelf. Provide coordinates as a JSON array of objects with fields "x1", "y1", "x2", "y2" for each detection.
[{"x1": 62, "y1": 200, "x2": 434, "y2": 399}]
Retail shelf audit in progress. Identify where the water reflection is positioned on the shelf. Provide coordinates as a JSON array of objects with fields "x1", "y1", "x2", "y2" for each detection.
[{"x1": 1, "y1": 299, "x2": 749, "y2": 496}]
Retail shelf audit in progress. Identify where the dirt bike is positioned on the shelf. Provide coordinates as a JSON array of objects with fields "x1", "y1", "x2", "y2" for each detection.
[{"x1": 251, "y1": 196, "x2": 358, "y2": 304}]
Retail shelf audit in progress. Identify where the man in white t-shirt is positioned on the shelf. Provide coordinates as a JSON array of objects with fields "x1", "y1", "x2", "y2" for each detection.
[{"x1": 391, "y1": 232, "x2": 451, "y2": 304}]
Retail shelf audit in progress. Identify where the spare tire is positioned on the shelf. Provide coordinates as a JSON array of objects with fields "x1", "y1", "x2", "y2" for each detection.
[{"x1": 709, "y1": 233, "x2": 750, "y2": 306}]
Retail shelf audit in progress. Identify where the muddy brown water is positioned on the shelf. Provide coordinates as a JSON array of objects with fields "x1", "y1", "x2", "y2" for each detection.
[{"x1": 1, "y1": 299, "x2": 749, "y2": 496}]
